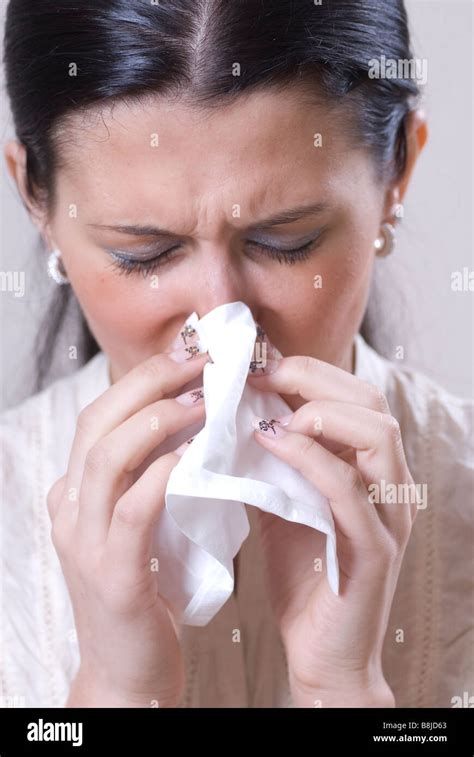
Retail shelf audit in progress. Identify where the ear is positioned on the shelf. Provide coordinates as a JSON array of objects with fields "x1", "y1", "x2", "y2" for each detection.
[
  {"x1": 382, "y1": 108, "x2": 429, "y2": 222},
  {"x1": 3, "y1": 139, "x2": 52, "y2": 243}
]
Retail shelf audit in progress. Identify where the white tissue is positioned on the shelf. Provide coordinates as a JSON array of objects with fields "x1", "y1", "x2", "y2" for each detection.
[{"x1": 152, "y1": 301, "x2": 339, "y2": 626}]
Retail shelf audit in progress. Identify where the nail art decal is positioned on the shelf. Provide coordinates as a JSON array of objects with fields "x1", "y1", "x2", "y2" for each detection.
[
  {"x1": 252, "y1": 417, "x2": 287, "y2": 437},
  {"x1": 168, "y1": 343, "x2": 208, "y2": 363},
  {"x1": 175, "y1": 387, "x2": 205, "y2": 406},
  {"x1": 248, "y1": 358, "x2": 280, "y2": 375},
  {"x1": 184, "y1": 344, "x2": 202, "y2": 359},
  {"x1": 181, "y1": 324, "x2": 197, "y2": 345},
  {"x1": 189, "y1": 388, "x2": 204, "y2": 403},
  {"x1": 257, "y1": 418, "x2": 280, "y2": 433},
  {"x1": 248, "y1": 359, "x2": 263, "y2": 374}
]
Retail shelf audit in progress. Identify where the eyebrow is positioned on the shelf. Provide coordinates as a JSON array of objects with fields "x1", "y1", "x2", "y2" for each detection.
[{"x1": 86, "y1": 202, "x2": 331, "y2": 237}]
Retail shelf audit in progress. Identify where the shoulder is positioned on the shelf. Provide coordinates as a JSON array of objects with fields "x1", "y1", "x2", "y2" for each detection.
[
  {"x1": 0, "y1": 350, "x2": 109, "y2": 442},
  {"x1": 0, "y1": 349, "x2": 110, "y2": 431}
]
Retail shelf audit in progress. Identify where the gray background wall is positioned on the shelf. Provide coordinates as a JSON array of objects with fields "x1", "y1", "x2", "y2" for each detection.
[{"x1": 1, "y1": 0, "x2": 473, "y2": 411}]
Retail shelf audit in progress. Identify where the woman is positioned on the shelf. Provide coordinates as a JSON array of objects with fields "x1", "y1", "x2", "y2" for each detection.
[{"x1": 1, "y1": 0, "x2": 472, "y2": 709}]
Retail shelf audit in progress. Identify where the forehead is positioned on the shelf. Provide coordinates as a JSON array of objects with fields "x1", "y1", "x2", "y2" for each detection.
[{"x1": 54, "y1": 88, "x2": 367, "y2": 225}]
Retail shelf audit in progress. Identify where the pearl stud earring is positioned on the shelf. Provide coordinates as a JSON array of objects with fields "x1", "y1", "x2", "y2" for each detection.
[
  {"x1": 47, "y1": 249, "x2": 69, "y2": 285},
  {"x1": 374, "y1": 222, "x2": 396, "y2": 257}
]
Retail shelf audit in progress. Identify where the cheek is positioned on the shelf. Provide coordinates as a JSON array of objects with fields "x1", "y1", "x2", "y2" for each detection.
[
  {"x1": 71, "y1": 270, "x2": 187, "y2": 371},
  {"x1": 275, "y1": 232, "x2": 374, "y2": 361},
  {"x1": 314, "y1": 235, "x2": 374, "y2": 356},
  {"x1": 52, "y1": 221, "x2": 183, "y2": 365}
]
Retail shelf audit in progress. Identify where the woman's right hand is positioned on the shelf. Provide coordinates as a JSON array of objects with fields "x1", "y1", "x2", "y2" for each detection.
[{"x1": 46, "y1": 322, "x2": 209, "y2": 708}]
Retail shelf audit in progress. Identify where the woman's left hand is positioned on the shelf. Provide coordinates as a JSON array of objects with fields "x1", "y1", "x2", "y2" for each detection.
[{"x1": 247, "y1": 354, "x2": 418, "y2": 708}]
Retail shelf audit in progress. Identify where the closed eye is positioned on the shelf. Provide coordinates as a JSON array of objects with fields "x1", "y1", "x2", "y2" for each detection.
[
  {"x1": 245, "y1": 236, "x2": 322, "y2": 264},
  {"x1": 106, "y1": 233, "x2": 324, "y2": 277}
]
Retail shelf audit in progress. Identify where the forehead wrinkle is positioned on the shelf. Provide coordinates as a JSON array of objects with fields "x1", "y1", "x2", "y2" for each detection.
[{"x1": 85, "y1": 199, "x2": 333, "y2": 242}]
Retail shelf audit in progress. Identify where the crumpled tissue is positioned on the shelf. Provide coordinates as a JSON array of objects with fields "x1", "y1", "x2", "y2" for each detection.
[{"x1": 151, "y1": 301, "x2": 339, "y2": 626}]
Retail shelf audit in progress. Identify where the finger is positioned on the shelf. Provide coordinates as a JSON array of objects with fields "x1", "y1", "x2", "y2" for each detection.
[
  {"x1": 252, "y1": 423, "x2": 381, "y2": 546},
  {"x1": 247, "y1": 354, "x2": 391, "y2": 414},
  {"x1": 46, "y1": 475, "x2": 67, "y2": 521},
  {"x1": 76, "y1": 389, "x2": 205, "y2": 547},
  {"x1": 106, "y1": 451, "x2": 180, "y2": 575},
  {"x1": 276, "y1": 401, "x2": 416, "y2": 528},
  {"x1": 61, "y1": 349, "x2": 210, "y2": 526}
]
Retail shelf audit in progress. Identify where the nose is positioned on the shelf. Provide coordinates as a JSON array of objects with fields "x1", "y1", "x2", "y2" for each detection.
[{"x1": 191, "y1": 252, "x2": 258, "y2": 322}]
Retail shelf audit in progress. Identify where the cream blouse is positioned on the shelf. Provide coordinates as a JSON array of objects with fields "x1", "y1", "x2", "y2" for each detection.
[{"x1": 1, "y1": 334, "x2": 472, "y2": 708}]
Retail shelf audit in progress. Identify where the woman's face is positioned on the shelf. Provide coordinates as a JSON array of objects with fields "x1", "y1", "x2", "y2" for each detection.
[{"x1": 30, "y1": 88, "x2": 405, "y2": 406}]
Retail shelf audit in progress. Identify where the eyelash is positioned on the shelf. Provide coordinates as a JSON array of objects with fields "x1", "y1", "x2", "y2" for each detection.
[{"x1": 107, "y1": 237, "x2": 321, "y2": 278}]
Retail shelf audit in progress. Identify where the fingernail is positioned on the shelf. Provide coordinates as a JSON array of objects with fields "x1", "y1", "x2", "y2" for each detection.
[
  {"x1": 168, "y1": 345, "x2": 209, "y2": 363},
  {"x1": 274, "y1": 413, "x2": 293, "y2": 427},
  {"x1": 255, "y1": 324, "x2": 284, "y2": 359},
  {"x1": 167, "y1": 320, "x2": 199, "y2": 351},
  {"x1": 251, "y1": 416, "x2": 287, "y2": 438},
  {"x1": 175, "y1": 387, "x2": 205, "y2": 406},
  {"x1": 175, "y1": 436, "x2": 195, "y2": 457},
  {"x1": 248, "y1": 358, "x2": 280, "y2": 376}
]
